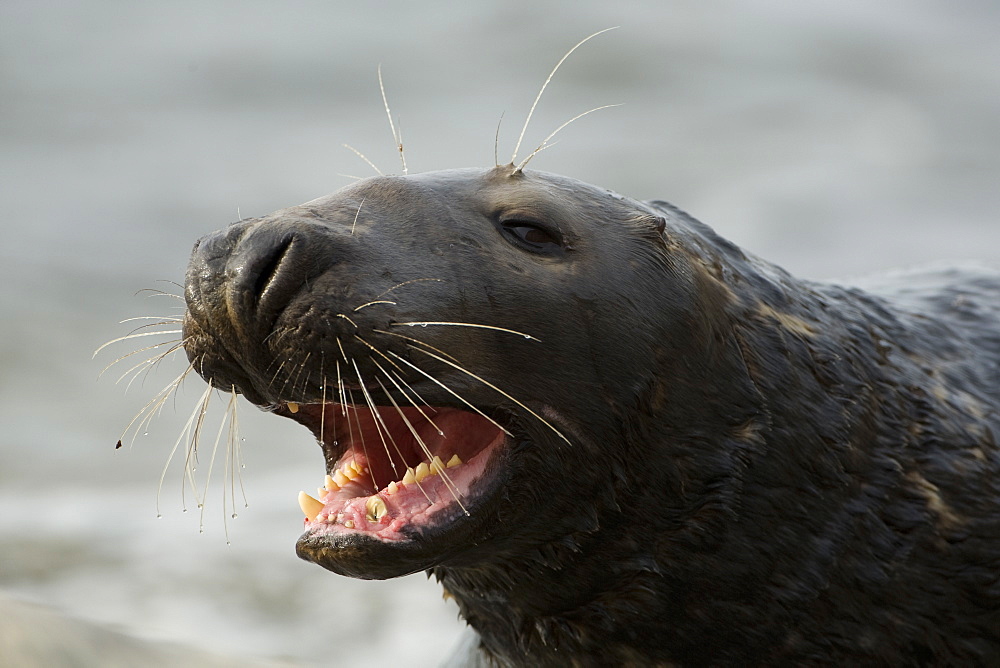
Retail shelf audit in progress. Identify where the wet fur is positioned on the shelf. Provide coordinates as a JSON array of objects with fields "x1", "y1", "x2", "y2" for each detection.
[{"x1": 179, "y1": 166, "x2": 1000, "y2": 665}]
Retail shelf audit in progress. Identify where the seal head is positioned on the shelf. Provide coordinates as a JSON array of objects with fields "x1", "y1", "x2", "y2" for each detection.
[{"x1": 182, "y1": 165, "x2": 1000, "y2": 665}]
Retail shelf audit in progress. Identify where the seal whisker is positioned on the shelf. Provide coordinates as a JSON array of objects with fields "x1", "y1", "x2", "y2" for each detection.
[
  {"x1": 354, "y1": 334, "x2": 406, "y2": 374},
  {"x1": 135, "y1": 286, "x2": 185, "y2": 300},
  {"x1": 267, "y1": 359, "x2": 289, "y2": 392},
  {"x1": 180, "y1": 379, "x2": 215, "y2": 514},
  {"x1": 372, "y1": 328, "x2": 462, "y2": 364},
  {"x1": 374, "y1": 373, "x2": 468, "y2": 514},
  {"x1": 494, "y1": 111, "x2": 505, "y2": 168},
  {"x1": 353, "y1": 299, "x2": 397, "y2": 312},
  {"x1": 115, "y1": 340, "x2": 185, "y2": 388},
  {"x1": 514, "y1": 104, "x2": 623, "y2": 174},
  {"x1": 154, "y1": 378, "x2": 210, "y2": 518},
  {"x1": 336, "y1": 360, "x2": 348, "y2": 416},
  {"x1": 342, "y1": 388, "x2": 374, "y2": 489},
  {"x1": 99, "y1": 338, "x2": 182, "y2": 378},
  {"x1": 377, "y1": 65, "x2": 407, "y2": 175},
  {"x1": 336, "y1": 313, "x2": 360, "y2": 330},
  {"x1": 388, "y1": 369, "x2": 437, "y2": 412},
  {"x1": 385, "y1": 350, "x2": 511, "y2": 437},
  {"x1": 350, "y1": 197, "x2": 365, "y2": 236},
  {"x1": 222, "y1": 387, "x2": 246, "y2": 544},
  {"x1": 351, "y1": 360, "x2": 406, "y2": 480},
  {"x1": 343, "y1": 144, "x2": 383, "y2": 177},
  {"x1": 287, "y1": 350, "x2": 312, "y2": 399},
  {"x1": 408, "y1": 346, "x2": 569, "y2": 444},
  {"x1": 115, "y1": 362, "x2": 195, "y2": 450},
  {"x1": 373, "y1": 277, "x2": 444, "y2": 300},
  {"x1": 510, "y1": 27, "x2": 617, "y2": 165},
  {"x1": 335, "y1": 337, "x2": 351, "y2": 365},
  {"x1": 391, "y1": 321, "x2": 542, "y2": 342},
  {"x1": 120, "y1": 311, "x2": 183, "y2": 329},
  {"x1": 198, "y1": 386, "x2": 233, "y2": 534},
  {"x1": 372, "y1": 360, "x2": 466, "y2": 506},
  {"x1": 370, "y1": 358, "x2": 444, "y2": 434},
  {"x1": 93, "y1": 329, "x2": 183, "y2": 357}
]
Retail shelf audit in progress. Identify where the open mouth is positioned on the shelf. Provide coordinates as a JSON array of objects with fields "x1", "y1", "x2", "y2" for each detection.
[{"x1": 279, "y1": 400, "x2": 507, "y2": 543}]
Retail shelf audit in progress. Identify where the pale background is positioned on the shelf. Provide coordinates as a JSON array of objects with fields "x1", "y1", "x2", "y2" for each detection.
[{"x1": 2, "y1": 1, "x2": 999, "y2": 666}]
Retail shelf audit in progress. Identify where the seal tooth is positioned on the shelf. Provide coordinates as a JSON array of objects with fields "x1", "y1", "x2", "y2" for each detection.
[
  {"x1": 386, "y1": 481, "x2": 399, "y2": 495},
  {"x1": 415, "y1": 462, "x2": 431, "y2": 482},
  {"x1": 333, "y1": 470, "x2": 350, "y2": 487},
  {"x1": 365, "y1": 496, "x2": 387, "y2": 521},
  {"x1": 430, "y1": 455, "x2": 445, "y2": 474},
  {"x1": 447, "y1": 454, "x2": 462, "y2": 468},
  {"x1": 402, "y1": 467, "x2": 416, "y2": 485},
  {"x1": 345, "y1": 461, "x2": 364, "y2": 480},
  {"x1": 287, "y1": 402, "x2": 300, "y2": 413},
  {"x1": 297, "y1": 491, "x2": 323, "y2": 522},
  {"x1": 344, "y1": 520, "x2": 355, "y2": 529},
  {"x1": 325, "y1": 474, "x2": 338, "y2": 491}
]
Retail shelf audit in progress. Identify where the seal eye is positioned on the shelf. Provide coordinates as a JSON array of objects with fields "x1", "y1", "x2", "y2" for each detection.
[{"x1": 500, "y1": 220, "x2": 563, "y2": 253}]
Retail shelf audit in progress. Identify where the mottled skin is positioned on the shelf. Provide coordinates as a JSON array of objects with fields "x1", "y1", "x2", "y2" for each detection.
[{"x1": 182, "y1": 166, "x2": 1000, "y2": 666}]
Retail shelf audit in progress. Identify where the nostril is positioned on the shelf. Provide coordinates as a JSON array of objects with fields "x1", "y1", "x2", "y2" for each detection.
[{"x1": 253, "y1": 235, "x2": 294, "y2": 303}]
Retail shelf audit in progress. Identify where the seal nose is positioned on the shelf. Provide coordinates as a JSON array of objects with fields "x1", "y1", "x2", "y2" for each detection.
[{"x1": 185, "y1": 219, "x2": 334, "y2": 339}]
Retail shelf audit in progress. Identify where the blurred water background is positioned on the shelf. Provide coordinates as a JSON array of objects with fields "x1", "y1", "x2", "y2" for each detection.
[{"x1": 2, "y1": 1, "x2": 999, "y2": 666}]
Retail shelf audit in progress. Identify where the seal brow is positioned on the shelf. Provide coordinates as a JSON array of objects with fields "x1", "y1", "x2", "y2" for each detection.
[
  {"x1": 378, "y1": 65, "x2": 407, "y2": 175},
  {"x1": 514, "y1": 104, "x2": 623, "y2": 174},
  {"x1": 510, "y1": 27, "x2": 618, "y2": 165},
  {"x1": 343, "y1": 145, "x2": 383, "y2": 176}
]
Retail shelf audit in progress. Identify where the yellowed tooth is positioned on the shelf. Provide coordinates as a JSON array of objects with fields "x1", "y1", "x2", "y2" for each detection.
[
  {"x1": 333, "y1": 470, "x2": 350, "y2": 487},
  {"x1": 430, "y1": 455, "x2": 445, "y2": 474},
  {"x1": 447, "y1": 454, "x2": 462, "y2": 468},
  {"x1": 344, "y1": 520, "x2": 355, "y2": 529},
  {"x1": 415, "y1": 462, "x2": 430, "y2": 482},
  {"x1": 325, "y1": 474, "x2": 337, "y2": 491},
  {"x1": 402, "y1": 467, "x2": 416, "y2": 485},
  {"x1": 350, "y1": 460, "x2": 364, "y2": 475},
  {"x1": 317, "y1": 487, "x2": 326, "y2": 500},
  {"x1": 297, "y1": 491, "x2": 323, "y2": 521},
  {"x1": 386, "y1": 481, "x2": 399, "y2": 495},
  {"x1": 365, "y1": 496, "x2": 387, "y2": 521},
  {"x1": 287, "y1": 402, "x2": 300, "y2": 413},
  {"x1": 342, "y1": 462, "x2": 359, "y2": 480}
]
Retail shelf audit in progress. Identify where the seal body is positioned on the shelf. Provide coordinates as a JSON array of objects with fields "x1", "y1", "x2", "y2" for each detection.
[{"x1": 182, "y1": 166, "x2": 1000, "y2": 665}]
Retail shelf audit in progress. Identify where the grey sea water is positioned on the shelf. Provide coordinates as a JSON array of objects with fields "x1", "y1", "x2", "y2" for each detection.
[{"x1": 2, "y1": 2, "x2": 999, "y2": 665}]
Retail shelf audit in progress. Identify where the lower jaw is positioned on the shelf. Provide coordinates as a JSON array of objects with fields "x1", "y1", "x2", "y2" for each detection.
[
  {"x1": 294, "y1": 495, "x2": 488, "y2": 579},
  {"x1": 294, "y1": 447, "x2": 507, "y2": 578}
]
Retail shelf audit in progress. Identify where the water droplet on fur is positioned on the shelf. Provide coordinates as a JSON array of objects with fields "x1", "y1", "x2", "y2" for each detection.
[
  {"x1": 231, "y1": 513, "x2": 237, "y2": 519},
  {"x1": 156, "y1": 514, "x2": 162, "y2": 519}
]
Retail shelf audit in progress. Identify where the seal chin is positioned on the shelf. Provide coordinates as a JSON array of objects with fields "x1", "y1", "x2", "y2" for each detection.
[{"x1": 278, "y1": 400, "x2": 509, "y2": 579}]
